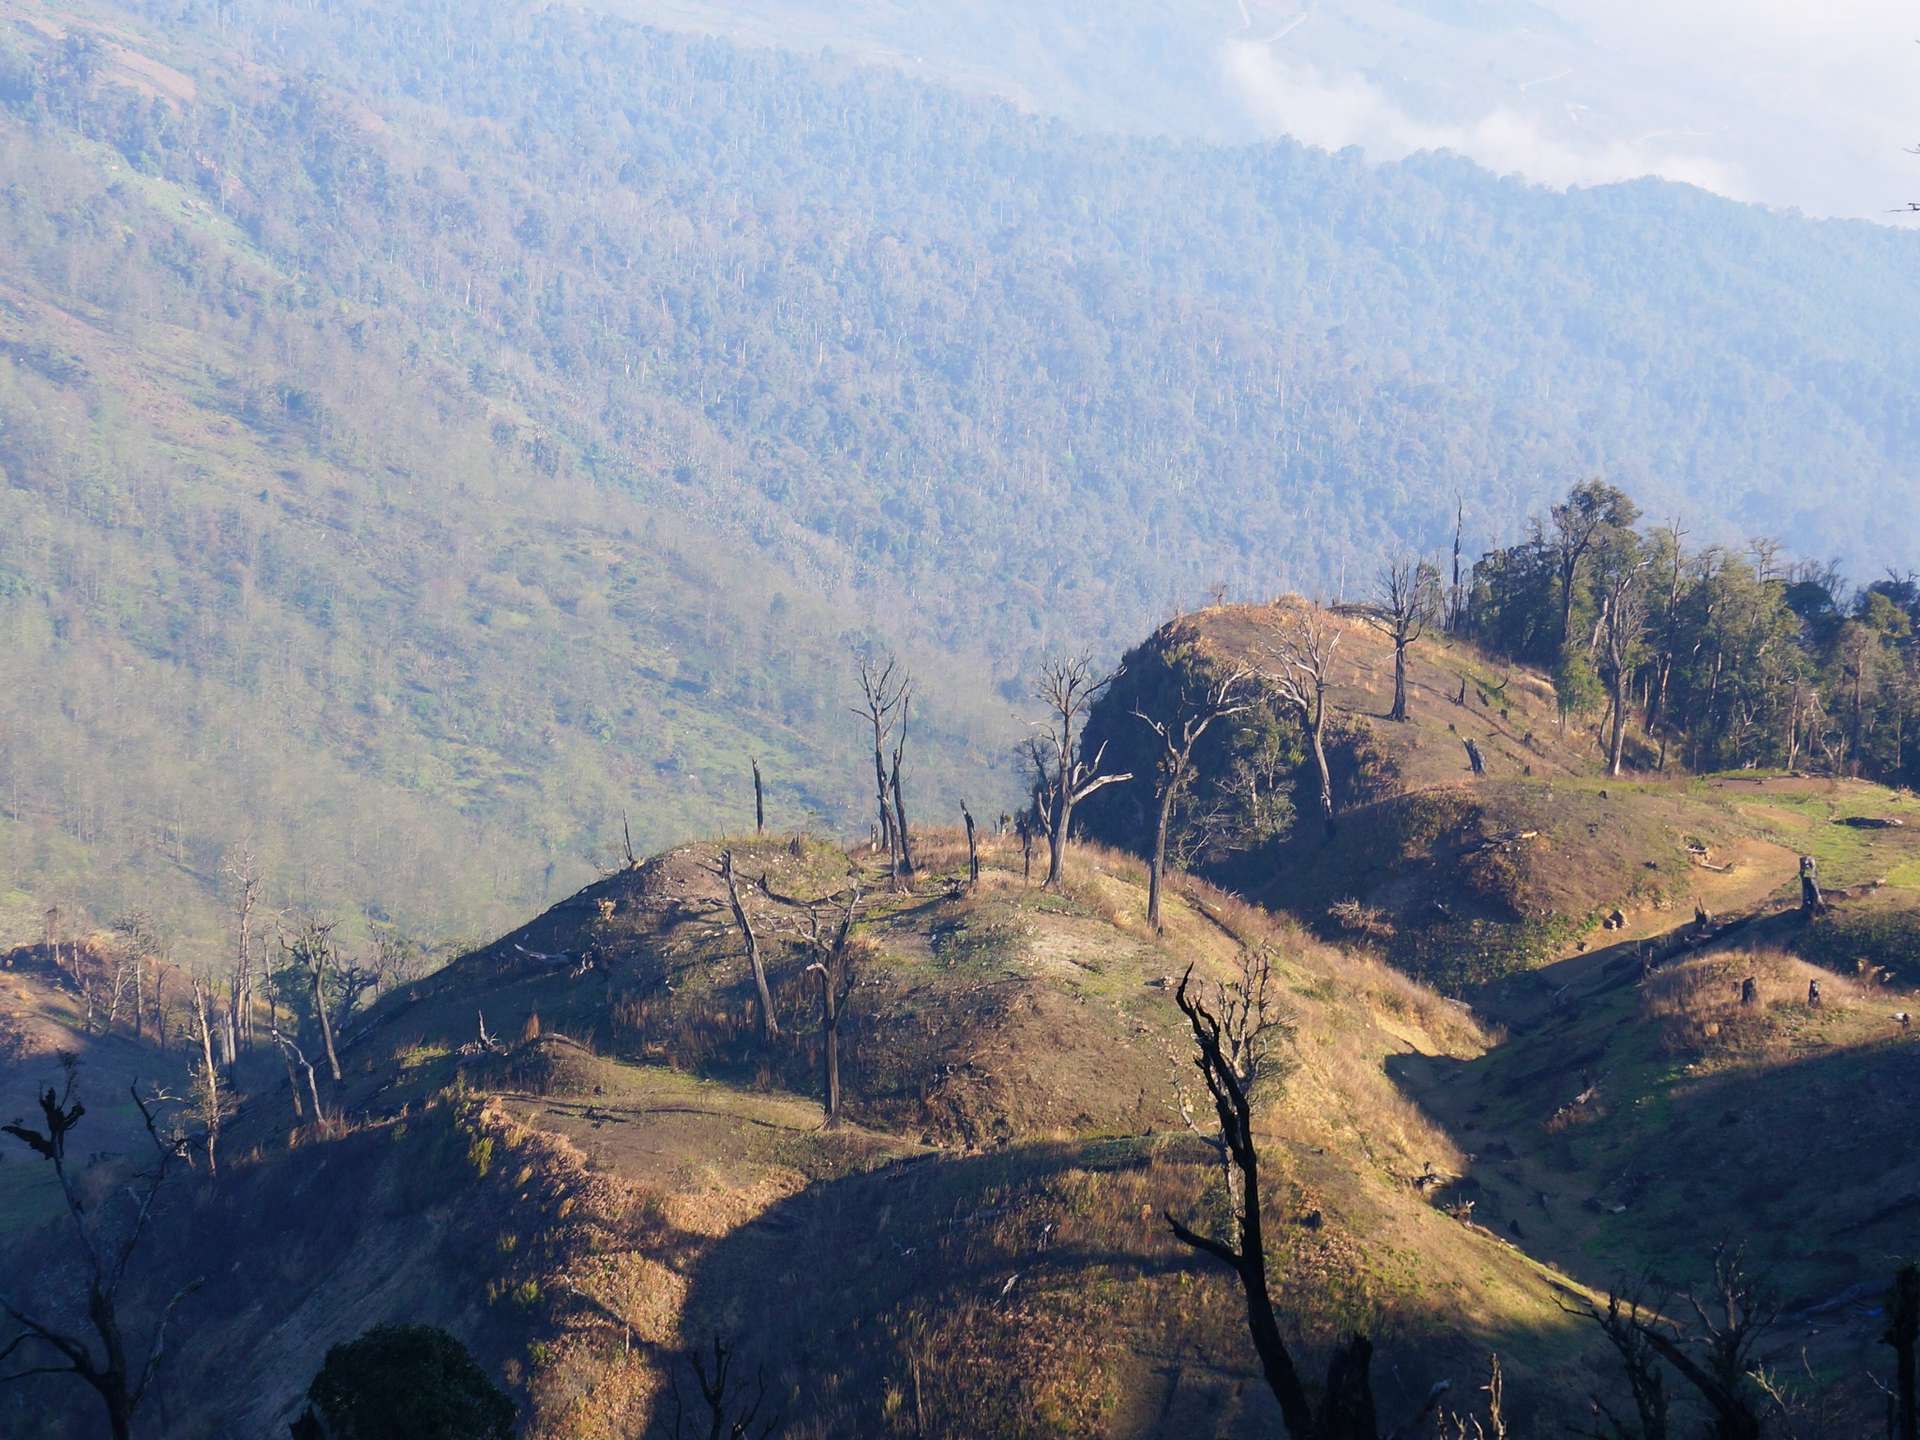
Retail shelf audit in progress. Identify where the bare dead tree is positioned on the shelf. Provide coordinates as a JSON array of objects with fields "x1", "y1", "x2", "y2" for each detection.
[
  {"x1": 1363, "y1": 558, "x2": 1437, "y2": 724},
  {"x1": 109, "y1": 913, "x2": 157, "y2": 1041},
  {"x1": 187, "y1": 974, "x2": 225, "y2": 1174},
  {"x1": 1031, "y1": 656, "x2": 1133, "y2": 887},
  {"x1": 1449, "y1": 497, "x2": 1466, "y2": 634},
  {"x1": 1133, "y1": 663, "x2": 1255, "y2": 928},
  {"x1": 855, "y1": 657, "x2": 907, "y2": 886},
  {"x1": 268, "y1": 1023, "x2": 325, "y2": 1122},
  {"x1": 329, "y1": 956, "x2": 379, "y2": 1038},
  {"x1": 751, "y1": 757, "x2": 765, "y2": 835},
  {"x1": 802, "y1": 887, "x2": 860, "y2": 1123},
  {"x1": 283, "y1": 920, "x2": 344, "y2": 1082},
  {"x1": 1263, "y1": 611, "x2": 1343, "y2": 839},
  {"x1": 0, "y1": 1063, "x2": 201, "y2": 1440},
  {"x1": 1015, "y1": 810, "x2": 1036, "y2": 883},
  {"x1": 889, "y1": 682, "x2": 916, "y2": 878},
  {"x1": 1620, "y1": 1245, "x2": 1774, "y2": 1440},
  {"x1": 1165, "y1": 962, "x2": 1379, "y2": 1439},
  {"x1": 720, "y1": 851, "x2": 779, "y2": 1045},
  {"x1": 961, "y1": 801, "x2": 981, "y2": 890},
  {"x1": 1566, "y1": 1291, "x2": 1670, "y2": 1440},
  {"x1": 657, "y1": 1335, "x2": 782, "y2": 1440},
  {"x1": 222, "y1": 849, "x2": 260, "y2": 1071}
]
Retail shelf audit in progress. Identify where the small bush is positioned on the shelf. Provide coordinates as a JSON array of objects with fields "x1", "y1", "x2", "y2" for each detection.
[{"x1": 303, "y1": 1324, "x2": 514, "y2": 1440}]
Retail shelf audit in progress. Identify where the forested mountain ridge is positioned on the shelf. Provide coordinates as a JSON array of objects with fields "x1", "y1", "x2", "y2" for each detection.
[{"x1": 2, "y1": 0, "x2": 1918, "y2": 951}]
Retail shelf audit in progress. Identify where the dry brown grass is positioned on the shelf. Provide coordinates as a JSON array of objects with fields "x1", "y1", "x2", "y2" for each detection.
[{"x1": 1642, "y1": 947, "x2": 1864, "y2": 1059}]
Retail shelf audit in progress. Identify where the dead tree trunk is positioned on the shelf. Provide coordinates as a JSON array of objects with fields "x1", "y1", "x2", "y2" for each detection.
[
  {"x1": 1263, "y1": 612, "x2": 1342, "y2": 841},
  {"x1": 804, "y1": 889, "x2": 858, "y2": 1124},
  {"x1": 189, "y1": 976, "x2": 221, "y2": 1174},
  {"x1": 1887, "y1": 1265, "x2": 1919, "y2": 1440},
  {"x1": 961, "y1": 802, "x2": 980, "y2": 890},
  {"x1": 1363, "y1": 558, "x2": 1434, "y2": 725},
  {"x1": 1033, "y1": 657, "x2": 1132, "y2": 887},
  {"x1": 269, "y1": 1025, "x2": 324, "y2": 1122},
  {"x1": 890, "y1": 688, "x2": 915, "y2": 877},
  {"x1": 751, "y1": 758, "x2": 765, "y2": 835},
  {"x1": 290, "y1": 923, "x2": 345, "y2": 1083},
  {"x1": 225, "y1": 850, "x2": 259, "y2": 1074},
  {"x1": 1148, "y1": 781, "x2": 1176, "y2": 930},
  {"x1": 855, "y1": 658, "x2": 906, "y2": 885},
  {"x1": 1134, "y1": 660, "x2": 1253, "y2": 931},
  {"x1": 1165, "y1": 965, "x2": 1378, "y2": 1440},
  {"x1": 0, "y1": 1078, "x2": 200, "y2": 1440},
  {"x1": 720, "y1": 851, "x2": 779, "y2": 1044},
  {"x1": 1798, "y1": 855, "x2": 1824, "y2": 915}
]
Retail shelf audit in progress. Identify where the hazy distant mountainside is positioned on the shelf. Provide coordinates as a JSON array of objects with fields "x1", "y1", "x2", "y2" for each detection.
[
  {"x1": 602, "y1": 0, "x2": 1917, "y2": 220},
  {"x1": 1, "y1": 0, "x2": 1917, "y2": 945}
]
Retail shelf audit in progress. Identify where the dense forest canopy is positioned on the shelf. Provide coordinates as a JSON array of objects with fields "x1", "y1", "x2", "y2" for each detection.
[{"x1": 0, "y1": 0, "x2": 1916, "y2": 948}]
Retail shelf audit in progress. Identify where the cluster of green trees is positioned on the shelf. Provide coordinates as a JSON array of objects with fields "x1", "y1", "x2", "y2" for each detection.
[{"x1": 1466, "y1": 479, "x2": 1920, "y2": 785}]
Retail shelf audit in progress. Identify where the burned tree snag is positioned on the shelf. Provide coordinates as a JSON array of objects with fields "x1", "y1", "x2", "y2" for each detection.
[
  {"x1": 1032, "y1": 656, "x2": 1133, "y2": 887},
  {"x1": 188, "y1": 974, "x2": 223, "y2": 1174},
  {"x1": 1567, "y1": 1292, "x2": 1670, "y2": 1440},
  {"x1": 224, "y1": 849, "x2": 260, "y2": 1073},
  {"x1": 751, "y1": 757, "x2": 765, "y2": 835},
  {"x1": 1133, "y1": 663, "x2": 1254, "y2": 929},
  {"x1": 1799, "y1": 855, "x2": 1824, "y2": 915},
  {"x1": 961, "y1": 802, "x2": 981, "y2": 890},
  {"x1": 1016, "y1": 812, "x2": 1035, "y2": 883},
  {"x1": 855, "y1": 658, "x2": 908, "y2": 888},
  {"x1": 1887, "y1": 1265, "x2": 1919, "y2": 1440},
  {"x1": 284, "y1": 920, "x2": 344, "y2": 1082},
  {"x1": 1362, "y1": 557, "x2": 1436, "y2": 724},
  {"x1": 1262, "y1": 611, "x2": 1342, "y2": 839},
  {"x1": 268, "y1": 1024, "x2": 325, "y2": 1121},
  {"x1": 1165, "y1": 963, "x2": 1378, "y2": 1440},
  {"x1": 890, "y1": 686, "x2": 916, "y2": 878},
  {"x1": 665, "y1": 1336, "x2": 782, "y2": 1440},
  {"x1": 721, "y1": 850, "x2": 779, "y2": 1044},
  {"x1": 1629, "y1": 1245, "x2": 1773, "y2": 1440},
  {"x1": 803, "y1": 888, "x2": 859, "y2": 1123},
  {"x1": 0, "y1": 1071, "x2": 201, "y2": 1440}
]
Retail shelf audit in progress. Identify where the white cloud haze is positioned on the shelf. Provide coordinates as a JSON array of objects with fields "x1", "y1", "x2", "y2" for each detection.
[{"x1": 1220, "y1": 0, "x2": 1920, "y2": 219}]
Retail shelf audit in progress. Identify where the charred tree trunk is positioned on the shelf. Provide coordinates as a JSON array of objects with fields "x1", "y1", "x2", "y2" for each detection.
[
  {"x1": 804, "y1": 889, "x2": 858, "y2": 1124},
  {"x1": 1148, "y1": 776, "x2": 1177, "y2": 931},
  {"x1": 1308, "y1": 721, "x2": 1336, "y2": 839},
  {"x1": 190, "y1": 978, "x2": 221, "y2": 1174},
  {"x1": 1389, "y1": 641, "x2": 1409, "y2": 724},
  {"x1": 721, "y1": 851, "x2": 779, "y2": 1044},
  {"x1": 890, "y1": 721, "x2": 914, "y2": 878},
  {"x1": 270, "y1": 1026, "x2": 324, "y2": 1120},
  {"x1": 1165, "y1": 968, "x2": 1378, "y2": 1440},
  {"x1": 309, "y1": 962, "x2": 342, "y2": 1083},
  {"x1": 1888, "y1": 1265, "x2": 1919, "y2": 1440},
  {"x1": 1046, "y1": 789, "x2": 1072, "y2": 887},
  {"x1": 962, "y1": 802, "x2": 980, "y2": 890},
  {"x1": 751, "y1": 757, "x2": 765, "y2": 835}
]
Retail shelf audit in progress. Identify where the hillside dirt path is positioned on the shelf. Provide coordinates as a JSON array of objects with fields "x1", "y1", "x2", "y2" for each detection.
[
  {"x1": 1387, "y1": 834, "x2": 1837, "y2": 1321},
  {"x1": 1472, "y1": 835, "x2": 1799, "y2": 1033}
]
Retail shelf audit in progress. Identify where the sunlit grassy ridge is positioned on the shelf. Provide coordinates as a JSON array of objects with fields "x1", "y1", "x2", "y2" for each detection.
[{"x1": 3, "y1": 832, "x2": 1619, "y2": 1436}]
